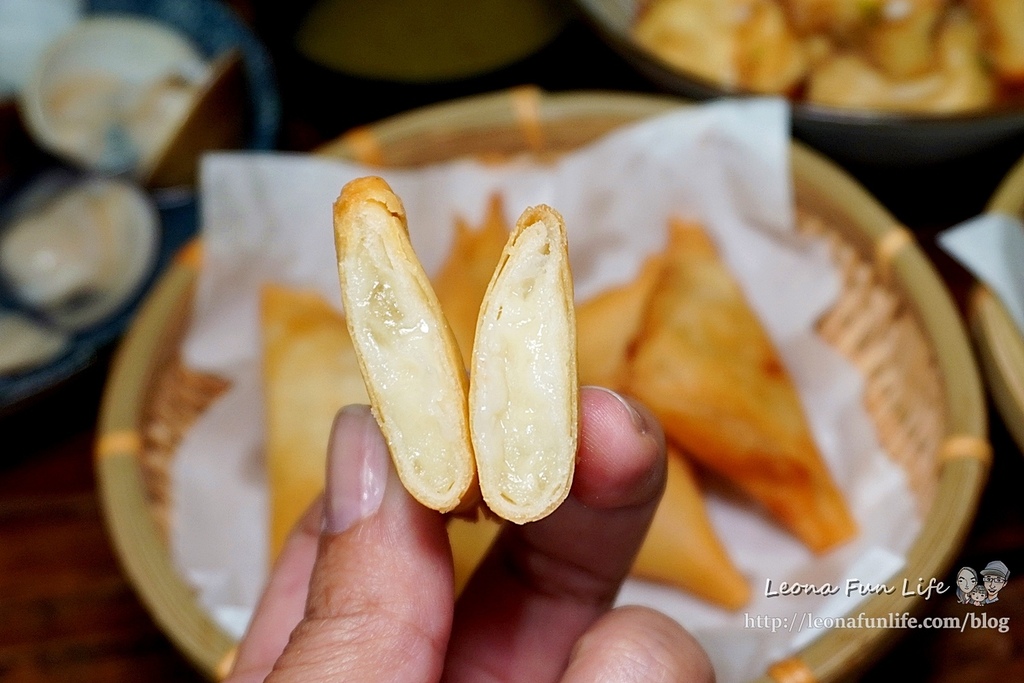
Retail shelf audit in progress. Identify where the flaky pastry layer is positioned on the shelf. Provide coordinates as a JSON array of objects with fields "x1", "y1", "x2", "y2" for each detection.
[
  {"x1": 333, "y1": 177, "x2": 476, "y2": 512},
  {"x1": 469, "y1": 205, "x2": 578, "y2": 524}
]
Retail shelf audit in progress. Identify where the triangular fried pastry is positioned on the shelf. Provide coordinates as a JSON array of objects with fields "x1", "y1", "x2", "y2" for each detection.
[
  {"x1": 626, "y1": 220, "x2": 857, "y2": 552},
  {"x1": 470, "y1": 205, "x2": 578, "y2": 524},
  {"x1": 333, "y1": 176, "x2": 477, "y2": 513},
  {"x1": 260, "y1": 284, "x2": 367, "y2": 560},
  {"x1": 448, "y1": 515, "x2": 503, "y2": 596},
  {"x1": 632, "y1": 447, "x2": 750, "y2": 609},
  {"x1": 575, "y1": 253, "x2": 747, "y2": 604},
  {"x1": 433, "y1": 194, "x2": 511, "y2": 370},
  {"x1": 576, "y1": 254, "x2": 664, "y2": 388}
]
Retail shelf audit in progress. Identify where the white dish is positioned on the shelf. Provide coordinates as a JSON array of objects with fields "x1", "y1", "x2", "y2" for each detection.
[{"x1": 19, "y1": 15, "x2": 209, "y2": 177}]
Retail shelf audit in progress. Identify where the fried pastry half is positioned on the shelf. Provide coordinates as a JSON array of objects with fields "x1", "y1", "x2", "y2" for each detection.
[
  {"x1": 260, "y1": 284, "x2": 368, "y2": 560},
  {"x1": 626, "y1": 220, "x2": 857, "y2": 552},
  {"x1": 333, "y1": 176, "x2": 477, "y2": 513},
  {"x1": 470, "y1": 205, "x2": 578, "y2": 524}
]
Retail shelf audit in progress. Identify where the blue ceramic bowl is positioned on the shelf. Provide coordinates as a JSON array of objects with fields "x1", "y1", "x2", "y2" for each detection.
[
  {"x1": 0, "y1": 0, "x2": 279, "y2": 414},
  {"x1": 88, "y1": 0, "x2": 280, "y2": 154}
]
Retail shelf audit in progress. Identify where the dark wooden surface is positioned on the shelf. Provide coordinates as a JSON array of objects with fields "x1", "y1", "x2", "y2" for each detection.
[
  {"x1": 0, "y1": 361, "x2": 200, "y2": 681},
  {"x1": 2, "y1": 1, "x2": 1024, "y2": 681}
]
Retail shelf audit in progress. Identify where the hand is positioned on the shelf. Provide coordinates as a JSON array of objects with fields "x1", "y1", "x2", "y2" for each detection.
[{"x1": 225, "y1": 387, "x2": 714, "y2": 683}]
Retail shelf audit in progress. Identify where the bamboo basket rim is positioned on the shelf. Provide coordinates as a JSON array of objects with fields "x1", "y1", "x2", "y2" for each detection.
[
  {"x1": 94, "y1": 87, "x2": 989, "y2": 682},
  {"x1": 973, "y1": 151, "x2": 1024, "y2": 456}
]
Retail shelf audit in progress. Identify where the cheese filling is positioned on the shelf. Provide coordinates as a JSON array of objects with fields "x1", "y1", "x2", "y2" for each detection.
[
  {"x1": 344, "y1": 229, "x2": 464, "y2": 498},
  {"x1": 472, "y1": 220, "x2": 574, "y2": 514}
]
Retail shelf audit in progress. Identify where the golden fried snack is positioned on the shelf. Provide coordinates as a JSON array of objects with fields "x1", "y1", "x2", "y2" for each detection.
[
  {"x1": 780, "y1": 0, "x2": 876, "y2": 36},
  {"x1": 807, "y1": 9, "x2": 996, "y2": 112},
  {"x1": 333, "y1": 176, "x2": 477, "y2": 513},
  {"x1": 634, "y1": 0, "x2": 739, "y2": 88},
  {"x1": 972, "y1": 0, "x2": 1024, "y2": 82},
  {"x1": 920, "y1": 10, "x2": 998, "y2": 109},
  {"x1": 575, "y1": 253, "x2": 748, "y2": 605},
  {"x1": 864, "y1": 0, "x2": 944, "y2": 78},
  {"x1": 634, "y1": 0, "x2": 807, "y2": 94},
  {"x1": 576, "y1": 254, "x2": 664, "y2": 389},
  {"x1": 575, "y1": 246, "x2": 749, "y2": 605},
  {"x1": 633, "y1": 0, "x2": 1022, "y2": 113},
  {"x1": 633, "y1": 448, "x2": 751, "y2": 609},
  {"x1": 433, "y1": 194, "x2": 511, "y2": 370},
  {"x1": 447, "y1": 450, "x2": 751, "y2": 608},
  {"x1": 469, "y1": 205, "x2": 578, "y2": 524},
  {"x1": 448, "y1": 516, "x2": 503, "y2": 595},
  {"x1": 736, "y1": 0, "x2": 809, "y2": 93},
  {"x1": 261, "y1": 284, "x2": 368, "y2": 560},
  {"x1": 625, "y1": 220, "x2": 857, "y2": 552}
]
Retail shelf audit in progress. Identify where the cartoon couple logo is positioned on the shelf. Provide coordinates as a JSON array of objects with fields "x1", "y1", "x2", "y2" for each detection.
[{"x1": 956, "y1": 561, "x2": 1010, "y2": 606}]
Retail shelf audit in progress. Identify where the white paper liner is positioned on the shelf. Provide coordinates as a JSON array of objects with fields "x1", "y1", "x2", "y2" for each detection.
[
  {"x1": 939, "y1": 211, "x2": 1024, "y2": 335},
  {"x1": 170, "y1": 98, "x2": 920, "y2": 682}
]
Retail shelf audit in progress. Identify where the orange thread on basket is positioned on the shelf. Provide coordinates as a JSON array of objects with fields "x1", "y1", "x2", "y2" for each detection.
[
  {"x1": 939, "y1": 434, "x2": 993, "y2": 465},
  {"x1": 967, "y1": 284, "x2": 995, "y2": 318},
  {"x1": 341, "y1": 126, "x2": 386, "y2": 166},
  {"x1": 510, "y1": 86, "x2": 545, "y2": 152},
  {"x1": 767, "y1": 657, "x2": 817, "y2": 683},
  {"x1": 175, "y1": 238, "x2": 204, "y2": 269},
  {"x1": 215, "y1": 646, "x2": 238, "y2": 680},
  {"x1": 875, "y1": 225, "x2": 914, "y2": 274},
  {"x1": 96, "y1": 430, "x2": 142, "y2": 460}
]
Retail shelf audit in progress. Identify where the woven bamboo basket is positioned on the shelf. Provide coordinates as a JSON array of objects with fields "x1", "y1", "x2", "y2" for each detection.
[
  {"x1": 95, "y1": 88, "x2": 990, "y2": 682},
  {"x1": 973, "y1": 152, "x2": 1024, "y2": 455}
]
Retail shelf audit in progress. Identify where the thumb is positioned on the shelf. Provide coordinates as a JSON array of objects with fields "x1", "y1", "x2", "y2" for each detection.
[{"x1": 266, "y1": 405, "x2": 454, "y2": 683}]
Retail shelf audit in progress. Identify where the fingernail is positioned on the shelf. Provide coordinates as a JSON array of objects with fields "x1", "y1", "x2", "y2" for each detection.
[
  {"x1": 324, "y1": 405, "x2": 390, "y2": 533},
  {"x1": 583, "y1": 386, "x2": 649, "y2": 435}
]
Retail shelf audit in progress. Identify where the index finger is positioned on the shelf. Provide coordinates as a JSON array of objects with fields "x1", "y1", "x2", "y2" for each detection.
[{"x1": 442, "y1": 386, "x2": 667, "y2": 683}]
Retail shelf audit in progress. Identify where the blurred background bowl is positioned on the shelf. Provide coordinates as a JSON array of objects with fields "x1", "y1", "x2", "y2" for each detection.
[
  {"x1": 11, "y1": 1, "x2": 279, "y2": 186},
  {"x1": 0, "y1": 0, "x2": 279, "y2": 414},
  {"x1": 0, "y1": 167, "x2": 162, "y2": 414},
  {"x1": 574, "y1": 0, "x2": 1024, "y2": 167},
  {"x1": 86, "y1": 0, "x2": 280, "y2": 164},
  {"x1": 19, "y1": 15, "x2": 214, "y2": 181}
]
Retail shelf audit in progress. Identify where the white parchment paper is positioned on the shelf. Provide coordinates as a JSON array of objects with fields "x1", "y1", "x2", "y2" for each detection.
[
  {"x1": 170, "y1": 99, "x2": 920, "y2": 683},
  {"x1": 939, "y1": 211, "x2": 1024, "y2": 334}
]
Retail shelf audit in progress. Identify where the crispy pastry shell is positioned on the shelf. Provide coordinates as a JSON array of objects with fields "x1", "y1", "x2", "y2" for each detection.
[
  {"x1": 261, "y1": 284, "x2": 368, "y2": 560},
  {"x1": 469, "y1": 205, "x2": 578, "y2": 524},
  {"x1": 626, "y1": 220, "x2": 856, "y2": 552},
  {"x1": 333, "y1": 176, "x2": 477, "y2": 513}
]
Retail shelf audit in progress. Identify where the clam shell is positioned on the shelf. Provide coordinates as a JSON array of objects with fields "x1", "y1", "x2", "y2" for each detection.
[
  {"x1": 0, "y1": 175, "x2": 159, "y2": 330},
  {"x1": 0, "y1": 311, "x2": 70, "y2": 375},
  {"x1": 142, "y1": 49, "x2": 247, "y2": 188},
  {"x1": 18, "y1": 15, "x2": 209, "y2": 176}
]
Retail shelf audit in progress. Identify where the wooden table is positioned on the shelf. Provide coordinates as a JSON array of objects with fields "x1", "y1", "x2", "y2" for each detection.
[
  {"x1": 0, "y1": 362, "x2": 200, "y2": 681},
  {"x1": 3, "y1": 3, "x2": 1024, "y2": 680}
]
